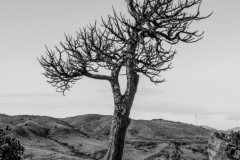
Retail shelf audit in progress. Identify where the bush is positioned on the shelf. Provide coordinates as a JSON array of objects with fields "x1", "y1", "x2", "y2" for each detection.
[{"x1": 0, "y1": 129, "x2": 24, "y2": 160}]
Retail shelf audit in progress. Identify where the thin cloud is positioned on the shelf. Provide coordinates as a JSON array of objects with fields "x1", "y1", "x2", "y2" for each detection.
[
  {"x1": 0, "y1": 93, "x2": 113, "y2": 109},
  {"x1": 132, "y1": 101, "x2": 222, "y2": 116},
  {"x1": 136, "y1": 88, "x2": 165, "y2": 97},
  {"x1": 0, "y1": 93, "x2": 225, "y2": 117},
  {"x1": 97, "y1": 88, "x2": 164, "y2": 97},
  {"x1": 197, "y1": 115, "x2": 210, "y2": 121},
  {"x1": 0, "y1": 93, "x2": 61, "y2": 98},
  {"x1": 97, "y1": 89, "x2": 112, "y2": 92},
  {"x1": 226, "y1": 115, "x2": 240, "y2": 121}
]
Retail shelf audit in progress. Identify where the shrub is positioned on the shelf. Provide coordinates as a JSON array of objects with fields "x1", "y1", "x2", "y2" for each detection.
[{"x1": 0, "y1": 129, "x2": 24, "y2": 160}]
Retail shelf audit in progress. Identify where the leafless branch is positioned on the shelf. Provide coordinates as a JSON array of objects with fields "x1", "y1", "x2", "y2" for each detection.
[{"x1": 39, "y1": 0, "x2": 211, "y2": 93}]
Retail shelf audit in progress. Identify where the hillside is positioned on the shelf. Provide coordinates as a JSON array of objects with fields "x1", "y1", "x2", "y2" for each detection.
[
  {"x1": 227, "y1": 127, "x2": 240, "y2": 133},
  {"x1": 0, "y1": 114, "x2": 211, "y2": 160},
  {"x1": 200, "y1": 125, "x2": 218, "y2": 132}
]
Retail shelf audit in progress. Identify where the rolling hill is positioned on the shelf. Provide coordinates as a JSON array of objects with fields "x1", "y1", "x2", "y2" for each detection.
[
  {"x1": 226, "y1": 127, "x2": 240, "y2": 134},
  {"x1": 200, "y1": 125, "x2": 218, "y2": 132},
  {"x1": 0, "y1": 114, "x2": 211, "y2": 160}
]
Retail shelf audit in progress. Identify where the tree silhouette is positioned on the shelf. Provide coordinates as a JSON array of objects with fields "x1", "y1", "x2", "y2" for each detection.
[{"x1": 38, "y1": 0, "x2": 211, "y2": 159}]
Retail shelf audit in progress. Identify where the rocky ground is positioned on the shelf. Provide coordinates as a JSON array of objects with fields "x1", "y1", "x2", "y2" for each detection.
[{"x1": 0, "y1": 114, "x2": 211, "y2": 160}]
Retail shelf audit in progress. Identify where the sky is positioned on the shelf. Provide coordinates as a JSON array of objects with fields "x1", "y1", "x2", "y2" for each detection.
[{"x1": 0, "y1": 0, "x2": 240, "y2": 130}]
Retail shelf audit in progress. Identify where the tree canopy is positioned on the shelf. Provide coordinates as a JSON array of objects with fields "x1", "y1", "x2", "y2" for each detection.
[{"x1": 39, "y1": 0, "x2": 211, "y2": 94}]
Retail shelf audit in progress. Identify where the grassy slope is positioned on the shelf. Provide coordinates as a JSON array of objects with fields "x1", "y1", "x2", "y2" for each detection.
[{"x1": 0, "y1": 114, "x2": 210, "y2": 160}]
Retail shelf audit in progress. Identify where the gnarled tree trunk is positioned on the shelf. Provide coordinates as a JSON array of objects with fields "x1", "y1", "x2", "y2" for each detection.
[{"x1": 104, "y1": 67, "x2": 139, "y2": 160}]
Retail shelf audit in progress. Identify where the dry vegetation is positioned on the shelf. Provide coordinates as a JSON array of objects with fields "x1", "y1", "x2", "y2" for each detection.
[{"x1": 0, "y1": 114, "x2": 210, "y2": 160}]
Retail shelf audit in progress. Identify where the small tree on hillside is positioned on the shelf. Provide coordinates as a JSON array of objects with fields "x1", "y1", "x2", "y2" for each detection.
[
  {"x1": 0, "y1": 129, "x2": 24, "y2": 160},
  {"x1": 38, "y1": 0, "x2": 211, "y2": 159}
]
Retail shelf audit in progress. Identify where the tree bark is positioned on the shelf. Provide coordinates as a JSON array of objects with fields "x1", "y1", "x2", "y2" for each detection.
[{"x1": 104, "y1": 68, "x2": 139, "y2": 160}]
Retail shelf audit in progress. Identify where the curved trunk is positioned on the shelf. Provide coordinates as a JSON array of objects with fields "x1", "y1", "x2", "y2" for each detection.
[
  {"x1": 104, "y1": 98, "x2": 132, "y2": 160},
  {"x1": 104, "y1": 69, "x2": 139, "y2": 160}
]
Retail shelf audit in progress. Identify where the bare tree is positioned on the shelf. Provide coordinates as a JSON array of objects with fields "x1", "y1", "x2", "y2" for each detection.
[{"x1": 38, "y1": 0, "x2": 211, "y2": 159}]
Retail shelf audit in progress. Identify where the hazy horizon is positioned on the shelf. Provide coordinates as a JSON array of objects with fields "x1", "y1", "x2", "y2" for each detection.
[{"x1": 1, "y1": 0, "x2": 240, "y2": 130}]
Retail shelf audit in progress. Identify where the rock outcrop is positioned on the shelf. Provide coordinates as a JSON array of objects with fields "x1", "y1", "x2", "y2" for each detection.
[{"x1": 208, "y1": 131, "x2": 240, "y2": 160}]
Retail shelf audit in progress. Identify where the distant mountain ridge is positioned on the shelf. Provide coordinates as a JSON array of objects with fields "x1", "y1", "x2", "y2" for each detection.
[
  {"x1": 200, "y1": 125, "x2": 218, "y2": 132},
  {"x1": 227, "y1": 127, "x2": 240, "y2": 132},
  {"x1": 0, "y1": 114, "x2": 213, "y2": 160}
]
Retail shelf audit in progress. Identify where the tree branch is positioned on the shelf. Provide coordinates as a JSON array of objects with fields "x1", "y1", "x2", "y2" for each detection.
[
  {"x1": 39, "y1": 0, "x2": 211, "y2": 93},
  {"x1": 84, "y1": 72, "x2": 111, "y2": 81}
]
